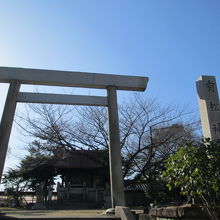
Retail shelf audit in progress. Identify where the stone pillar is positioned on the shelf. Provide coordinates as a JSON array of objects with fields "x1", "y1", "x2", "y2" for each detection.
[
  {"x1": 107, "y1": 86, "x2": 125, "y2": 207},
  {"x1": 32, "y1": 182, "x2": 46, "y2": 210},
  {"x1": 0, "y1": 80, "x2": 21, "y2": 182},
  {"x1": 196, "y1": 76, "x2": 220, "y2": 140},
  {"x1": 47, "y1": 186, "x2": 54, "y2": 203}
]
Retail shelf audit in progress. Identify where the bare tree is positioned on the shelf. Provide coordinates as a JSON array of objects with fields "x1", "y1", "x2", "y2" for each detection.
[{"x1": 15, "y1": 94, "x2": 200, "y2": 183}]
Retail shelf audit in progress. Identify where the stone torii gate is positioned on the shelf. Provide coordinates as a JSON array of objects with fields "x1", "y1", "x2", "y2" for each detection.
[{"x1": 0, "y1": 66, "x2": 148, "y2": 207}]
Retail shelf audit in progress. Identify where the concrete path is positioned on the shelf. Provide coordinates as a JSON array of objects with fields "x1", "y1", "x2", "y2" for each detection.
[{"x1": 0, "y1": 208, "x2": 119, "y2": 219}]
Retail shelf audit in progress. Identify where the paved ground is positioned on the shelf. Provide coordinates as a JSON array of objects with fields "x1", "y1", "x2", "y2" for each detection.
[
  {"x1": 0, "y1": 208, "x2": 111, "y2": 218},
  {"x1": 0, "y1": 207, "x2": 144, "y2": 219}
]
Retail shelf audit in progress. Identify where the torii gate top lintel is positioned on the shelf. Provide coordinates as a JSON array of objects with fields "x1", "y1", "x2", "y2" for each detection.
[{"x1": 0, "y1": 66, "x2": 148, "y2": 91}]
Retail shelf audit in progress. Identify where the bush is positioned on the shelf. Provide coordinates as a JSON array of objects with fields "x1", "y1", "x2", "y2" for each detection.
[{"x1": 162, "y1": 140, "x2": 220, "y2": 220}]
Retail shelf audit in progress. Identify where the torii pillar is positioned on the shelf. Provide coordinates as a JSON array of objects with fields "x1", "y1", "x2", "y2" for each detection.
[
  {"x1": 107, "y1": 86, "x2": 125, "y2": 206},
  {"x1": 0, "y1": 80, "x2": 21, "y2": 180}
]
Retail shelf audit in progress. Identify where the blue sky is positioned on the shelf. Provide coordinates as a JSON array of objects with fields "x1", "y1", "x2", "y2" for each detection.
[{"x1": 0, "y1": 0, "x2": 219, "y2": 174}]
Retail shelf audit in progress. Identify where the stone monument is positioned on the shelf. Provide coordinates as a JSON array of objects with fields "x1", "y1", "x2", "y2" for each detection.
[
  {"x1": 32, "y1": 182, "x2": 46, "y2": 210},
  {"x1": 196, "y1": 75, "x2": 220, "y2": 140},
  {"x1": 47, "y1": 185, "x2": 54, "y2": 203}
]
